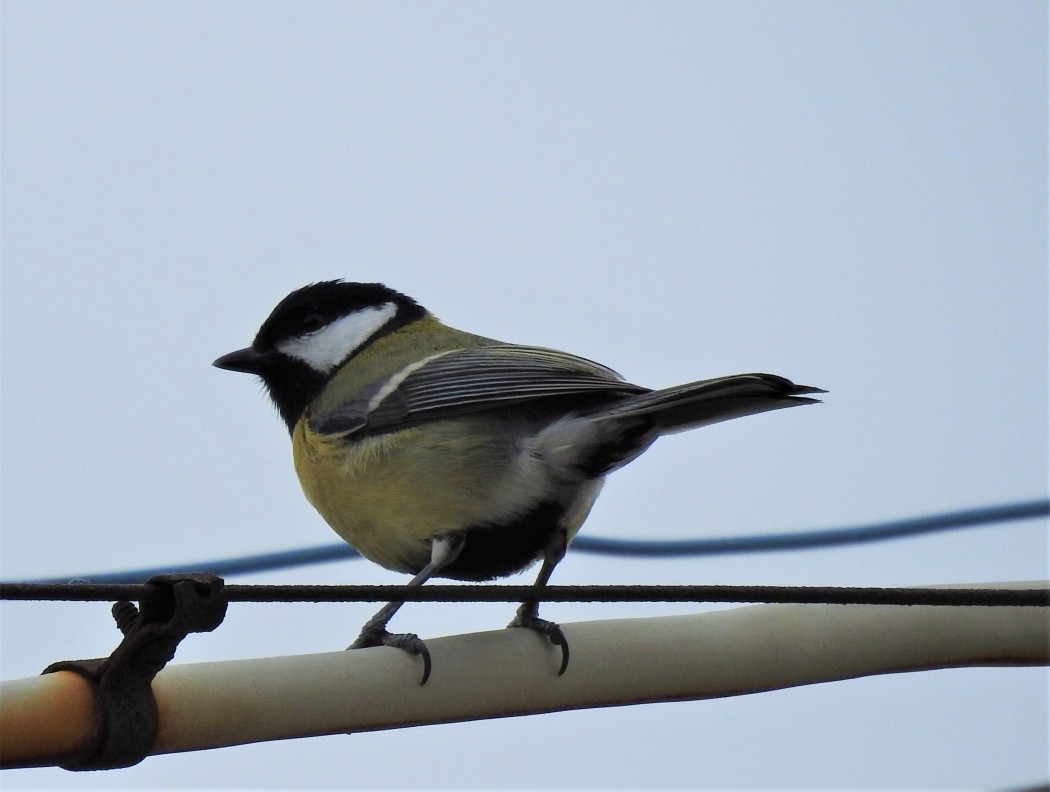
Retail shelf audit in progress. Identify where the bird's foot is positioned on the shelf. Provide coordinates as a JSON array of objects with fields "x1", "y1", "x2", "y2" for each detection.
[
  {"x1": 349, "y1": 626, "x2": 432, "y2": 685},
  {"x1": 507, "y1": 610, "x2": 570, "y2": 676}
]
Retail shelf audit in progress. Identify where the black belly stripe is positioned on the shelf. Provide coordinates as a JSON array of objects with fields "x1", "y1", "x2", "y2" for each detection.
[{"x1": 433, "y1": 501, "x2": 566, "y2": 582}]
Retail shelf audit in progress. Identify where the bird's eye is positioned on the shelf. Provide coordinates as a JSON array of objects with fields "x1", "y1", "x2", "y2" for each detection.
[{"x1": 300, "y1": 312, "x2": 325, "y2": 333}]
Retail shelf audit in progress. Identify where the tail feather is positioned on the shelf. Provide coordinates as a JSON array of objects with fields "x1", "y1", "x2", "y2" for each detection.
[{"x1": 589, "y1": 374, "x2": 824, "y2": 435}]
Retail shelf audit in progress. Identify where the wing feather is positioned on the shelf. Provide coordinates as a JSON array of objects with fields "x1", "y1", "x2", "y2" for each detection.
[{"x1": 311, "y1": 344, "x2": 648, "y2": 437}]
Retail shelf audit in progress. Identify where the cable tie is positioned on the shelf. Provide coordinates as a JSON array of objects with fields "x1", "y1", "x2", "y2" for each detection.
[{"x1": 41, "y1": 572, "x2": 227, "y2": 770}]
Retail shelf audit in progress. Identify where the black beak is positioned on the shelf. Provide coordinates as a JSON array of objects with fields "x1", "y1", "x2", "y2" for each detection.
[{"x1": 213, "y1": 347, "x2": 267, "y2": 374}]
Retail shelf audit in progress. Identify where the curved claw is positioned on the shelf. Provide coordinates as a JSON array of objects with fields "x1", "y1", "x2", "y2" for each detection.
[
  {"x1": 389, "y1": 633, "x2": 432, "y2": 686},
  {"x1": 508, "y1": 615, "x2": 571, "y2": 676},
  {"x1": 348, "y1": 628, "x2": 433, "y2": 685},
  {"x1": 549, "y1": 626, "x2": 570, "y2": 677}
]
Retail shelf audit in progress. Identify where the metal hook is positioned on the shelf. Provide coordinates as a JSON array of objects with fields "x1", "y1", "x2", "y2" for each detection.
[{"x1": 42, "y1": 572, "x2": 227, "y2": 770}]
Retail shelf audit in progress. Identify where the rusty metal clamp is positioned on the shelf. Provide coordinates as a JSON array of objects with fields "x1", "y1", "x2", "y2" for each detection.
[{"x1": 43, "y1": 572, "x2": 227, "y2": 770}]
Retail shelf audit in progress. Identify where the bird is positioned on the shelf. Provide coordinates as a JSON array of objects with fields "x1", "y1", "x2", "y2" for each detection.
[{"x1": 214, "y1": 280, "x2": 823, "y2": 683}]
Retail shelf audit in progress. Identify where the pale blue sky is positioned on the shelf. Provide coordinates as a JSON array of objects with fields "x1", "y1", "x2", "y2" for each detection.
[{"x1": 2, "y1": 2, "x2": 1047, "y2": 788}]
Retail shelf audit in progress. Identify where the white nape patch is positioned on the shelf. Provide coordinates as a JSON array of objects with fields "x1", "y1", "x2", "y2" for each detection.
[{"x1": 277, "y1": 302, "x2": 398, "y2": 373}]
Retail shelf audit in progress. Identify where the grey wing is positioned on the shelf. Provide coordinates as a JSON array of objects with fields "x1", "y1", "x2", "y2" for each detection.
[{"x1": 310, "y1": 345, "x2": 649, "y2": 437}]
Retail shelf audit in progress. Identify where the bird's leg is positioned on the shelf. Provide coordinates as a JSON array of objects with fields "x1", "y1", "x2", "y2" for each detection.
[
  {"x1": 349, "y1": 532, "x2": 465, "y2": 685},
  {"x1": 507, "y1": 527, "x2": 570, "y2": 676}
]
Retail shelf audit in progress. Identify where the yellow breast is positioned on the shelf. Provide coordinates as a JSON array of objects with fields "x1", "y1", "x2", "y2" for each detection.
[{"x1": 291, "y1": 416, "x2": 538, "y2": 574}]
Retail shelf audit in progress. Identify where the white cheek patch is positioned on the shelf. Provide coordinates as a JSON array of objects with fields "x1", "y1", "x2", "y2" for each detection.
[{"x1": 277, "y1": 302, "x2": 398, "y2": 373}]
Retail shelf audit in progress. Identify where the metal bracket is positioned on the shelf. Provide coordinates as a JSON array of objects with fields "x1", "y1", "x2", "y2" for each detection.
[{"x1": 42, "y1": 572, "x2": 227, "y2": 770}]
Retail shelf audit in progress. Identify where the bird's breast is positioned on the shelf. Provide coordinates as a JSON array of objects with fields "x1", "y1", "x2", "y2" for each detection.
[{"x1": 291, "y1": 415, "x2": 579, "y2": 576}]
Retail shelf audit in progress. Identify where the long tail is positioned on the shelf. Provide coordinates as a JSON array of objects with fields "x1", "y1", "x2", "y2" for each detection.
[{"x1": 591, "y1": 373, "x2": 825, "y2": 434}]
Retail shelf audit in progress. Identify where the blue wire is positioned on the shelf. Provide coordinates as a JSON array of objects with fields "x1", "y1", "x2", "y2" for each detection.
[{"x1": 16, "y1": 499, "x2": 1049, "y2": 585}]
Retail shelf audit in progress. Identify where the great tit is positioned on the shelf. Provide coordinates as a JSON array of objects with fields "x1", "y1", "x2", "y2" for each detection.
[{"x1": 215, "y1": 280, "x2": 822, "y2": 683}]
